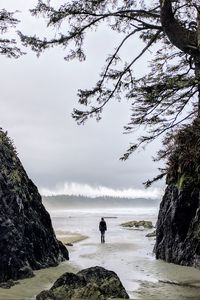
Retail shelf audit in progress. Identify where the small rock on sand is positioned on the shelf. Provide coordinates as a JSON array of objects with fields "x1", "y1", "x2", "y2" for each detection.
[
  {"x1": 145, "y1": 230, "x2": 156, "y2": 237},
  {"x1": 121, "y1": 220, "x2": 153, "y2": 229}
]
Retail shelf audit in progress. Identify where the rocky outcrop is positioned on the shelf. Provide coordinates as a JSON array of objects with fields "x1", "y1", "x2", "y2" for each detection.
[
  {"x1": 36, "y1": 266, "x2": 129, "y2": 300},
  {"x1": 121, "y1": 220, "x2": 153, "y2": 229},
  {"x1": 0, "y1": 130, "x2": 69, "y2": 283},
  {"x1": 154, "y1": 119, "x2": 200, "y2": 267},
  {"x1": 155, "y1": 185, "x2": 200, "y2": 267},
  {"x1": 145, "y1": 230, "x2": 156, "y2": 238}
]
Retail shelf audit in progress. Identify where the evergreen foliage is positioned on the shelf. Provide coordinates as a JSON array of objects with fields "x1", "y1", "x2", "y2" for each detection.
[
  {"x1": 166, "y1": 119, "x2": 200, "y2": 187},
  {"x1": 0, "y1": 9, "x2": 24, "y2": 58},
  {"x1": 2, "y1": 1, "x2": 200, "y2": 185},
  {"x1": 19, "y1": 1, "x2": 200, "y2": 161}
]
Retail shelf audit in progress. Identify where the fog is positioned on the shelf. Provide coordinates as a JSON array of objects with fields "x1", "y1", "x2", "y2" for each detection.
[{"x1": 1, "y1": 1, "x2": 165, "y2": 198}]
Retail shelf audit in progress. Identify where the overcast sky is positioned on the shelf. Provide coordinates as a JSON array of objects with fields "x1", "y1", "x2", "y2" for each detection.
[{"x1": 1, "y1": 0, "x2": 165, "y2": 199}]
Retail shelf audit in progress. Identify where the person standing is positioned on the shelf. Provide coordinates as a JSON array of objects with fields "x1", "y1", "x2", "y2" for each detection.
[{"x1": 99, "y1": 217, "x2": 107, "y2": 243}]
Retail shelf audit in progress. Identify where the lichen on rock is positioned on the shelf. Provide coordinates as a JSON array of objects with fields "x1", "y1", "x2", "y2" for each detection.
[{"x1": 36, "y1": 266, "x2": 129, "y2": 300}]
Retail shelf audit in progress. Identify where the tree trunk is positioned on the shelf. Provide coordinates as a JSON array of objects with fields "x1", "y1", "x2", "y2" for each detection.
[
  {"x1": 197, "y1": 9, "x2": 200, "y2": 117},
  {"x1": 160, "y1": 0, "x2": 200, "y2": 116},
  {"x1": 160, "y1": 0, "x2": 197, "y2": 55},
  {"x1": 195, "y1": 61, "x2": 200, "y2": 117}
]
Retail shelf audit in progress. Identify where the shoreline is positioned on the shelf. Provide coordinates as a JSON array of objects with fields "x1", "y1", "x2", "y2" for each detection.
[
  {"x1": 2, "y1": 215, "x2": 200, "y2": 300},
  {"x1": 0, "y1": 261, "x2": 79, "y2": 300},
  {"x1": 56, "y1": 231, "x2": 88, "y2": 245},
  {"x1": 0, "y1": 232, "x2": 86, "y2": 300}
]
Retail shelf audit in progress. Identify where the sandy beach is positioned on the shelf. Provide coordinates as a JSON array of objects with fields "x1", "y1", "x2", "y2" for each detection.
[
  {"x1": 56, "y1": 230, "x2": 88, "y2": 245},
  {"x1": 0, "y1": 262, "x2": 77, "y2": 300},
  {"x1": 1, "y1": 207, "x2": 200, "y2": 300},
  {"x1": 0, "y1": 232, "x2": 85, "y2": 300},
  {"x1": 69, "y1": 236, "x2": 200, "y2": 299},
  {"x1": 53, "y1": 207, "x2": 200, "y2": 300}
]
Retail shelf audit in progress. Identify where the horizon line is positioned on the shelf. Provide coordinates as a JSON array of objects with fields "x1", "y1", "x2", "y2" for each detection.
[{"x1": 39, "y1": 182, "x2": 163, "y2": 200}]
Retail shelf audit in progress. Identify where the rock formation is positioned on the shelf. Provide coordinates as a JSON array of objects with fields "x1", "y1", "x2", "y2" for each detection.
[
  {"x1": 145, "y1": 230, "x2": 156, "y2": 238},
  {"x1": 155, "y1": 185, "x2": 200, "y2": 267},
  {"x1": 36, "y1": 266, "x2": 129, "y2": 300},
  {"x1": 121, "y1": 220, "x2": 153, "y2": 229},
  {"x1": 155, "y1": 120, "x2": 200, "y2": 267},
  {"x1": 0, "y1": 130, "x2": 69, "y2": 283}
]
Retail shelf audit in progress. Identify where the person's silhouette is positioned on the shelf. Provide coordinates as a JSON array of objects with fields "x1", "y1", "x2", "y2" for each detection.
[{"x1": 99, "y1": 217, "x2": 107, "y2": 243}]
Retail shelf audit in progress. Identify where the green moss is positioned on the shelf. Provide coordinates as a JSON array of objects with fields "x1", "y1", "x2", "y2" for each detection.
[
  {"x1": 195, "y1": 224, "x2": 200, "y2": 239},
  {"x1": 9, "y1": 169, "x2": 21, "y2": 184},
  {"x1": 176, "y1": 173, "x2": 200, "y2": 189},
  {"x1": 1, "y1": 166, "x2": 21, "y2": 186},
  {"x1": 177, "y1": 174, "x2": 191, "y2": 188},
  {"x1": 164, "y1": 119, "x2": 200, "y2": 188}
]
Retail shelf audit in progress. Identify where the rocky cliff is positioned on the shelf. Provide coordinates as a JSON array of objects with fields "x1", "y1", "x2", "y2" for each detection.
[
  {"x1": 155, "y1": 185, "x2": 200, "y2": 267},
  {"x1": 155, "y1": 120, "x2": 200, "y2": 267},
  {"x1": 0, "y1": 130, "x2": 69, "y2": 283}
]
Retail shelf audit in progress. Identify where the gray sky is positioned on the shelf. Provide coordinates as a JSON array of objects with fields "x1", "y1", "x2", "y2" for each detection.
[{"x1": 1, "y1": 0, "x2": 165, "y2": 198}]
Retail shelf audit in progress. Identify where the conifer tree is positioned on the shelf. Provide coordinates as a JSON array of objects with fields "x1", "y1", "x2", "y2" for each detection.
[
  {"x1": 0, "y1": 9, "x2": 23, "y2": 58},
  {"x1": 19, "y1": 0, "x2": 200, "y2": 182}
]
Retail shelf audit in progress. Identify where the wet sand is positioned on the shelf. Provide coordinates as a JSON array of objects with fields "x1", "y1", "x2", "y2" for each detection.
[
  {"x1": 56, "y1": 230, "x2": 88, "y2": 245},
  {"x1": 0, "y1": 231, "x2": 87, "y2": 300},
  {"x1": 56, "y1": 231, "x2": 88, "y2": 246},
  {"x1": 2, "y1": 210, "x2": 200, "y2": 300},
  {"x1": 134, "y1": 273, "x2": 200, "y2": 300},
  {"x1": 68, "y1": 239, "x2": 200, "y2": 300},
  {"x1": 1, "y1": 234, "x2": 200, "y2": 300},
  {"x1": 0, "y1": 262, "x2": 79, "y2": 300}
]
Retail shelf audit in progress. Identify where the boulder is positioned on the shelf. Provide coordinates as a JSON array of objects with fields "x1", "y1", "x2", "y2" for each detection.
[
  {"x1": 0, "y1": 279, "x2": 17, "y2": 289},
  {"x1": 36, "y1": 266, "x2": 129, "y2": 299},
  {"x1": 65, "y1": 243, "x2": 73, "y2": 247},
  {"x1": 18, "y1": 266, "x2": 34, "y2": 279},
  {"x1": 0, "y1": 130, "x2": 69, "y2": 283},
  {"x1": 145, "y1": 230, "x2": 156, "y2": 237},
  {"x1": 121, "y1": 220, "x2": 153, "y2": 229}
]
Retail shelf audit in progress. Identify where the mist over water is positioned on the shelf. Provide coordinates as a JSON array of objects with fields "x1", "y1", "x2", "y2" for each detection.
[
  {"x1": 40, "y1": 183, "x2": 162, "y2": 199},
  {"x1": 43, "y1": 194, "x2": 160, "y2": 210}
]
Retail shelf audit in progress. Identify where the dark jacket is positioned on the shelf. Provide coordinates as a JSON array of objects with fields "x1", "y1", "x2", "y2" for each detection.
[{"x1": 99, "y1": 220, "x2": 107, "y2": 232}]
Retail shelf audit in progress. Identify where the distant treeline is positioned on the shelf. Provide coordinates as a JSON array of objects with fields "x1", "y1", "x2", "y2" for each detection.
[{"x1": 42, "y1": 195, "x2": 159, "y2": 209}]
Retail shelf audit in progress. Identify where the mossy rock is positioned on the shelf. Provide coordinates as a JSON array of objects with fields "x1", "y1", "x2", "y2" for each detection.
[
  {"x1": 194, "y1": 224, "x2": 200, "y2": 240},
  {"x1": 177, "y1": 173, "x2": 200, "y2": 189},
  {"x1": 121, "y1": 220, "x2": 153, "y2": 229},
  {"x1": 36, "y1": 266, "x2": 129, "y2": 300},
  {"x1": 0, "y1": 129, "x2": 69, "y2": 283}
]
